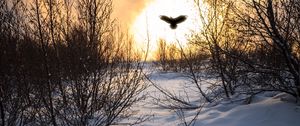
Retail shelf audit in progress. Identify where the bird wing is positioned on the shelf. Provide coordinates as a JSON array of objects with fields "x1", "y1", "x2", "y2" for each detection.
[
  {"x1": 160, "y1": 15, "x2": 173, "y2": 24},
  {"x1": 173, "y1": 15, "x2": 187, "y2": 24}
]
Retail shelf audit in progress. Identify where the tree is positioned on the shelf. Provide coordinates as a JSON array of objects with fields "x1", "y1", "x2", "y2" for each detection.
[
  {"x1": 232, "y1": 0, "x2": 300, "y2": 99},
  {"x1": 0, "y1": 0, "x2": 147, "y2": 125}
]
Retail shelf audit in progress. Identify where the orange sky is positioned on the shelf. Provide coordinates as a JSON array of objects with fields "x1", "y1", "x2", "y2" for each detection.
[{"x1": 112, "y1": 0, "x2": 153, "y2": 29}]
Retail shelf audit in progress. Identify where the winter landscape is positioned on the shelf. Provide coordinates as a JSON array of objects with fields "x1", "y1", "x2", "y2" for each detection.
[{"x1": 1, "y1": 0, "x2": 300, "y2": 126}]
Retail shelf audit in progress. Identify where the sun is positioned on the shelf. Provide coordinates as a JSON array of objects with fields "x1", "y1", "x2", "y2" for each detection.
[{"x1": 131, "y1": 0, "x2": 207, "y2": 60}]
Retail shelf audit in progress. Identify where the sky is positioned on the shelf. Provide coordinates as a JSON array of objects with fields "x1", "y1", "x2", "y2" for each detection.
[
  {"x1": 112, "y1": 0, "x2": 153, "y2": 30},
  {"x1": 112, "y1": 0, "x2": 204, "y2": 60}
]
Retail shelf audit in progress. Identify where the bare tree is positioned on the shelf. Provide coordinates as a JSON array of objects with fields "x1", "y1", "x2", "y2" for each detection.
[
  {"x1": 0, "y1": 0, "x2": 148, "y2": 125},
  {"x1": 233, "y1": 0, "x2": 300, "y2": 99},
  {"x1": 190, "y1": 0, "x2": 239, "y2": 98}
]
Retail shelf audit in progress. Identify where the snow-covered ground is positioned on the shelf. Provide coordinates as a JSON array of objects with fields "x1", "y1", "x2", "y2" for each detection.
[
  {"x1": 131, "y1": 65, "x2": 300, "y2": 126},
  {"x1": 193, "y1": 93, "x2": 300, "y2": 126}
]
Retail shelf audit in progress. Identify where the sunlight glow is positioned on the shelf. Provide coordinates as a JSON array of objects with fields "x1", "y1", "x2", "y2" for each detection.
[{"x1": 131, "y1": 0, "x2": 207, "y2": 60}]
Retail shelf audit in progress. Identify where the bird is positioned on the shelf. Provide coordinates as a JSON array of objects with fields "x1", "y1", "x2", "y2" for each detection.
[{"x1": 160, "y1": 15, "x2": 187, "y2": 29}]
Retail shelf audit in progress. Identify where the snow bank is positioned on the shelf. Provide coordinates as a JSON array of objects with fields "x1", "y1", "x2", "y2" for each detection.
[{"x1": 193, "y1": 93, "x2": 300, "y2": 126}]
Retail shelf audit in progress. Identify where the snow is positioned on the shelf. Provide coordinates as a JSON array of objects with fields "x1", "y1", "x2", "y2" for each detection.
[
  {"x1": 131, "y1": 66, "x2": 300, "y2": 126},
  {"x1": 193, "y1": 93, "x2": 300, "y2": 126}
]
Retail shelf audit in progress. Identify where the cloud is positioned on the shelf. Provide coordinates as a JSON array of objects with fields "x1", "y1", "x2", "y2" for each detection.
[{"x1": 112, "y1": 0, "x2": 153, "y2": 29}]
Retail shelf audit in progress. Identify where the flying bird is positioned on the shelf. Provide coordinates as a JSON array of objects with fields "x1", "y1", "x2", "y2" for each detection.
[{"x1": 160, "y1": 15, "x2": 187, "y2": 29}]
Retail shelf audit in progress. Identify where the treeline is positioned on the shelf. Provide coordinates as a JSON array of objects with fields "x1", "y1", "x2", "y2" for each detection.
[
  {"x1": 156, "y1": 40, "x2": 209, "y2": 73},
  {"x1": 0, "y1": 0, "x2": 145, "y2": 125},
  {"x1": 156, "y1": 0, "x2": 300, "y2": 104}
]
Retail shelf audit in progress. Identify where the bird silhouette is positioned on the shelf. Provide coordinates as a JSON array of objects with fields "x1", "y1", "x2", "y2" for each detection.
[{"x1": 160, "y1": 15, "x2": 187, "y2": 29}]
